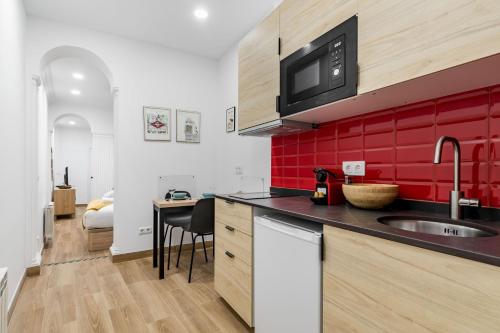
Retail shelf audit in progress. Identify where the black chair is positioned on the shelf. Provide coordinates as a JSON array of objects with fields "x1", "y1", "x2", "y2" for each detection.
[
  {"x1": 163, "y1": 191, "x2": 193, "y2": 270},
  {"x1": 176, "y1": 198, "x2": 214, "y2": 283}
]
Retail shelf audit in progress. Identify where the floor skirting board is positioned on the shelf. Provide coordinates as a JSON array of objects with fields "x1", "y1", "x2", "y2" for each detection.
[
  {"x1": 26, "y1": 265, "x2": 40, "y2": 277},
  {"x1": 112, "y1": 241, "x2": 214, "y2": 263},
  {"x1": 7, "y1": 269, "x2": 26, "y2": 324}
]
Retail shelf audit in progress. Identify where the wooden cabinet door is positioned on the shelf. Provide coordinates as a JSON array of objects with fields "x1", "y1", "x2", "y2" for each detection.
[
  {"x1": 238, "y1": 8, "x2": 280, "y2": 130},
  {"x1": 323, "y1": 225, "x2": 500, "y2": 332},
  {"x1": 53, "y1": 189, "x2": 76, "y2": 216},
  {"x1": 358, "y1": 0, "x2": 500, "y2": 94},
  {"x1": 279, "y1": 0, "x2": 358, "y2": 60}
]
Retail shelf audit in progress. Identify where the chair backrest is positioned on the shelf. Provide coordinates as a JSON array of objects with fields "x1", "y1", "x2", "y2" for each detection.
[{"x1": 190, "y1": 198, "x2": 214, "y2": 234}]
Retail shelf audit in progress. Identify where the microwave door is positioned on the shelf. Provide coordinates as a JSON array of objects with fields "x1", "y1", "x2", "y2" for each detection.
[{"x1": 287, "y1": 43, "x2": 330, "y2": 105}]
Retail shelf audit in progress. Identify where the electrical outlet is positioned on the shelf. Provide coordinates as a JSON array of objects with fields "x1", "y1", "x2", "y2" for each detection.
[
  {"x1": 342, "y1": 161, "x2": 366, "y2": 176},
  {"x1": 235, "y1": 166, "x2": 243, "y2": 175},
  {"x1": 139, "y1": 226, "x2": 152, "y2": 235}
]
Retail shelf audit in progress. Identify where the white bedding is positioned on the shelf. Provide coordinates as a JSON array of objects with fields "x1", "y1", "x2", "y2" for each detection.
[{"x1": 83, "y1": 204, "x2": 114, "y2": 229}]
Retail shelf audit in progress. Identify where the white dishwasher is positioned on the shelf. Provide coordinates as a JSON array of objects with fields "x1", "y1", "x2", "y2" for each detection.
[{"x1": 254, "y1": 214, "x2": 323, "y2": 333}]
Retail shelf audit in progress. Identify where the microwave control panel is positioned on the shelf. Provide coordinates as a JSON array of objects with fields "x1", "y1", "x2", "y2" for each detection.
[{"x1": 328, "y1": 35, "x2": 345, "y2": 89}]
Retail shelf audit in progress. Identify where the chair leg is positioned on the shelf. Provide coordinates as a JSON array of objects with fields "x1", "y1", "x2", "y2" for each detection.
[
  {"x1": 167, "y1": 226, "x2": 175, "y2": 270},
  {"x1": 201, "y1": 235, "x2": 208, "y2": 263},
  {"x1": 163, "y1": 225, "x2": 170, "y2": 245},
  {"x1": 176, "y1": 230, "x2": 184, "y2": 268},
  {"x1": 189, "y1": 233, "x2": 197, "y2": 283}
]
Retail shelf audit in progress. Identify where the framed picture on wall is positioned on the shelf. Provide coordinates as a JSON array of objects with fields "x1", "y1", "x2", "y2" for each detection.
[
  {"x1": 226, "y1": 106, "x2": 236, "y2": 133},
  {"x1": 143, "y1": 106, "x2": 171, "y2": 141},
  {"x1": 176, "y1": 109, "x2": 201, "y2": 143}
]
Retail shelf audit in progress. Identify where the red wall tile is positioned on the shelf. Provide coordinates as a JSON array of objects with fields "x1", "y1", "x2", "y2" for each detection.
[
  {"x1": 396, "y1": 126, "x2": 435, "y2": 146},
  {"x1": 364, "y1": 148, "x2": 394, "y2": 164},
  {"x1": 364, "y1": 110, "x2": 394, "y2": 134},
  {"x1": 271, "y1": 85, "x2": 500, "y2": 208},
  {"x1": 364, "y1": 132, "x2": 393, "y2": 149},
  {"x1": 337, "y1": 118, "x2": 362, "y2": 137},
  {"x1": 298, "y1": 154, "x2": 315, "y2": 166}
]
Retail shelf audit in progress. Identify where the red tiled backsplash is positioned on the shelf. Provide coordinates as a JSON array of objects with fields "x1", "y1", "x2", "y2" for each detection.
[{"x1": 271, "y1": 85, "x2": 500, "y2": 208}]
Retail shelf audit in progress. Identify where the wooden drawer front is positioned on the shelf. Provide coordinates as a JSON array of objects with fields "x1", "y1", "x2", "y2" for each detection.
[
  {"x1": 214, "y1": 245, "x2": 253, "y2": 326},
  {"x1": 215, "y1": 199, "x2": 252, "y2": 236},
  {"x1": 215, "y1": 222, "x2": 252, "y2": 266}
]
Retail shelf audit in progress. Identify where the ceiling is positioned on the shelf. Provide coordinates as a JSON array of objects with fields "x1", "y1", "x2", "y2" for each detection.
[
  {"x1": 54, "y1": 114, "x2": 91, "y2": 129},
  {"x1": 24, "y1": 0, "x2": 283, "y2": 59},
  {"x1": 44, "y1": 57, "x2": 112, "y2": 109}
]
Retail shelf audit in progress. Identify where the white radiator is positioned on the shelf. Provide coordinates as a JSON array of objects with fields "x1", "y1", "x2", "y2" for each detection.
[
  {"x1": 0, "y1": 268, "x2": 7, "y2": 333},
  {"x1": 44, "y1": 203, "x2": 54, "y2": 246}
]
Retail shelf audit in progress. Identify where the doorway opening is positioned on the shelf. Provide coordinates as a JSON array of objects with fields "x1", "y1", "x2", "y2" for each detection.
[{"x1": 41, "y1": 47, "x2": 115, "y2": 263}]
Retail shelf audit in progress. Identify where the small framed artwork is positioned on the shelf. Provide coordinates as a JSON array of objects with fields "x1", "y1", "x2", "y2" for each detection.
[
  {"x1": 226, "y1": 106, "x2": 236, "y2": 133},
  {"x1": 176, "y1": 109, "x2": 201, "y2": 143},
  {"x1": 143, "y1": 106, "x2": 171, "y2": 141}
]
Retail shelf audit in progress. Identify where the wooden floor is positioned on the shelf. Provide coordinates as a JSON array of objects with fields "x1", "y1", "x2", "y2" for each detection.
[
  {"x1": 44, "y1": 207, "x2": 109, "y2": 264},
  {"x1": 9, "y1": 209, "x2": 252, "y2": 333}
]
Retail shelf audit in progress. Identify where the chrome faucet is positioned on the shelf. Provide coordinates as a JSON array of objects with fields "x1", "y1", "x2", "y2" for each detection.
[{"x1": 433, "y1": 136, "x2": 480, "y2": 219}]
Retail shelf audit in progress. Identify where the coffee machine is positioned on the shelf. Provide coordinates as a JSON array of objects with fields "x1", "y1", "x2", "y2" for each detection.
[{"x1": 311, "y1": 168, "x2": 336, "y2": 205}]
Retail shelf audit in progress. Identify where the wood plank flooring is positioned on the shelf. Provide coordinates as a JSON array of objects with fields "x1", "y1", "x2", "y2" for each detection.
[
  {"x1": 9, "y1": 208, "x2": 252, "y2": 333},
  {"x1": 44, "y1": 207, "x2": 108, "y2": 264}
]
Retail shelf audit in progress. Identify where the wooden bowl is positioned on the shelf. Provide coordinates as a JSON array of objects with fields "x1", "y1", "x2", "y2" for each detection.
[{"x1": 342, "y1": 184, "x2": 399, "y2": 209}]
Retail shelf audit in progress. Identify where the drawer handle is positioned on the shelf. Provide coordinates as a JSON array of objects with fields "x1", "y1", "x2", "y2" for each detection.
[
  {"x1": 225, "y1": 225, "x2": 235, "y2": 232},
  {"x1": 224, "y1": 200, "x2": 235, "y2": 205},
  {"x1": 225, "y1": 251, "x2": 235, "y2": 259}
]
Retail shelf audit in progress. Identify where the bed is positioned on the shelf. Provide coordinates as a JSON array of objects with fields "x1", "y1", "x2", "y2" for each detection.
[
  {"x1": 83, "y1": 204, "x2": 113, "y2": 229},
  {"x1": 83, "y1": 190, "x2": 114, "y2": 251}
]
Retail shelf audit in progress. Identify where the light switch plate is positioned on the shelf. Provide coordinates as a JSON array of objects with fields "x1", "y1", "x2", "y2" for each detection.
[{"x1": 342, "y1": 161, "x2": 366, "y2": 176}]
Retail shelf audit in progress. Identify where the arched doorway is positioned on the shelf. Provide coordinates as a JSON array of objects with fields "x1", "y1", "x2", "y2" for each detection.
[
  {"x1": 52, "y1": 114, "x2": 92, "y2": 203},
  {"x1": 34, "y1": 45, "x2": 116, "y2": 262}
]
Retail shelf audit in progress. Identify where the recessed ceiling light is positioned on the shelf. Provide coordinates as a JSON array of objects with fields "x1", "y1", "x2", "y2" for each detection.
[
  {"x1": 194, "y1": 8, "x2": 208, "y2": 20},
  {"x1": 72, "y1": 72, "x2": 84, "y2": 80},
  {"x1": 68, "y1": 120, "x2": 76, "y2": 125},
  {"x1": 70, "y1": 89, "x2": 81, "y2": 96}
]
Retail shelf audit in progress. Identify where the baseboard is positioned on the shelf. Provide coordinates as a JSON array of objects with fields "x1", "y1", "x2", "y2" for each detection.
[
  {"x1": 7, "y1": 268, "x2": 27, "y2": 324},
  {"x1": 112, "y1": 241, "x2": 214, "y2": 263},
  {"x1": 26, "y1": 265, "x2": 41, "y2": 277}
]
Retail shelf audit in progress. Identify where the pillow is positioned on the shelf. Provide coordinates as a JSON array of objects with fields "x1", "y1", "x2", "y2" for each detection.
[{"x1": 103, "y1": 190, "x2": 114, "y2": 199}]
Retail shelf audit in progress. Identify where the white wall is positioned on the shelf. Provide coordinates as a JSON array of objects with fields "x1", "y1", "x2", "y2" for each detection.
[
  {"x1": 53, "y1": 126, "x2": 92, "y2": 204},
  {"x1": 49, "y1": 103, "x2": 113, "y2": 134},
  {"x1": 0, "y1": 0, "x2": 26, "y2": 309},
  {"x1": 26, "y1": 17, "x2": 271, "y2": 255},
  {"x1": 215, "y1": 46, "x2": 271, "y2": 193}
]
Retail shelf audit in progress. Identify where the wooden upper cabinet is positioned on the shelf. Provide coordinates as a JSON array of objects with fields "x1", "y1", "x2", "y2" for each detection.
[
  {"x1": 238, "y1": 8, "x2": 280, "y2": 131},
  {"x1": 279, "y1": 0, "x2": 358, "y2": 60},
  {"x1": 358, "y1": 0, "x2": 500, "y2": 94}
]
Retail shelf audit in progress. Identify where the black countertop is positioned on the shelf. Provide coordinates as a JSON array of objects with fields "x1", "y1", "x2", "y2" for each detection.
[{"x1": 215, "y1": 194, "x2": 500, "y2": 267}]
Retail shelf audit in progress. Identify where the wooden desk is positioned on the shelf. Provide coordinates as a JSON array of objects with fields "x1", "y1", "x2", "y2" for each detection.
[
  {"x1": 53, "y1": 188, "x2": 76, "y2": 217},
  {"x1": 153, "y1": 199, "x2": 198, "y2": 279}
]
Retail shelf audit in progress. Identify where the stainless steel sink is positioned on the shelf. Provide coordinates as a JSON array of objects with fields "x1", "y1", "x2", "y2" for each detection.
[{"x1": 378, "y1": 216, "x2": 497, "y2": 238}]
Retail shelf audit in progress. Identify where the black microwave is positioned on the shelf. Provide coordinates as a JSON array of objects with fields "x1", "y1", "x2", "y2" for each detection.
[{"x1": 280, "y1": 16, "x2": 358, "y2": 117}]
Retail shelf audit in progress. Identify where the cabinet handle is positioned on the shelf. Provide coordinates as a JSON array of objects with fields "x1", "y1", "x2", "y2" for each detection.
[
  {"x1": 225, "y1": 251, "x2": 235, "y2": 259},
  {"x1": 225, "y1": 225, "x2": 235, "y2": 232},
  {"x1": 224, "y1": 200, "x2": 234, "y2": 205}
]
